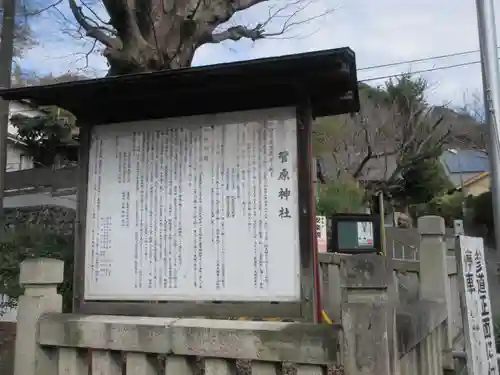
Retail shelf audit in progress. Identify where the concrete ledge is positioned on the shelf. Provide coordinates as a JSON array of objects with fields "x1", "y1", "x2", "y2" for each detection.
[
  {"x1": 38, "y1": 314, "x2": 175, "y2": 353},
  {"x1": 392, "y1": 260, "x2": 420, "y2": 273},
  {"x1": 341, "y1": 254, "x2": 388, "y2": 288},
  {"x1": 172, "y1": 319, "x2": 341, "y2": 364},
  {"x1": 418, "y1": 216, "x2": 446, "y2": 236},
  {"x1": 37, "y1": 314, "x2": 342, "y2": 364},
  {"x1": 318, "y1": 253, "x2": 454, "y2": 275},
  {"x1": 318, "y1": 253, "x2": 342, "y2": 265},
  {"x1": 396, "y1": 300, "x2": 447, "y2": 356},
  {"x1": 20, "y1": 258, "x2": 64, "y2": 285}
]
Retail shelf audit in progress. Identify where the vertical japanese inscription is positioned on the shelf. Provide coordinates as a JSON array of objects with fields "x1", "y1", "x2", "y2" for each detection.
[
  {"x1": 277, "y1": 149, "x2": 292, "y2": 219},
  {"x1": 85, "y1": 109, "x2": 300, "y2": 302},
  {"x1": 460, "y1": 238, "x2": 499, "y2": 375}
]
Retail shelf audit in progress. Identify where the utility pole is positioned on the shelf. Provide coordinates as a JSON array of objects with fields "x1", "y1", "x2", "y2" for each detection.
[
  {"x1": 475, "y1": 0, "x2": 500, "y2": 250},
  {"x1": 0, "y1": 0, "x2": 15, "y2": 235}
]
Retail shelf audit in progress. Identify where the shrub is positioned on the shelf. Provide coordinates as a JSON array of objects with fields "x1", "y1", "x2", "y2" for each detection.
[
  {"x1": 0, "y1": 225, "x2": 74, "y2": 313},
  {"x1": 411, "y1": 191, "x2": 465, "y2": 227},
  {"x1": 316, "y1": 180, "x2": 365, "y2": 216}
]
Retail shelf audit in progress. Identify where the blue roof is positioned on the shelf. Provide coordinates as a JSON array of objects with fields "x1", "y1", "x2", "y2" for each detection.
[{"x1": 441, "y1": 150, "x2": 490, "y2": 173}]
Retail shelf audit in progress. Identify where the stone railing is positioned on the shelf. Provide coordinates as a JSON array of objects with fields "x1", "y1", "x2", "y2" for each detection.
[
  {"x1": 35, "y1": 313, "x2": 342, "y2": 375},
  {"x1": 11, "y1": 215, "x2": 462, "y2": 375},
  {"x1": 14, "y1": 258, "x2": 345, "y2": 375},
  {"x1": 319, "y1": 216, "x2": 462, "y2": 375}
]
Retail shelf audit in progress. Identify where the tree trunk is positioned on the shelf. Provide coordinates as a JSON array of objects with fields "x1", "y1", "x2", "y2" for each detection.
[
  {"x1": 105, "y1": 41, "x2": 197, "y2": 75},
  {"x1": 97, "y1": 0, "x2": 250, "y2": 75}
]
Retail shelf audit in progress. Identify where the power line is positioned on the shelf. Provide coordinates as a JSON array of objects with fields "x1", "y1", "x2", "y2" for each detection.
[
  {"x1": 356, "y1": 46, "x2": 500, "y2": 82},
  {"x1": 358, "y1": 49, "x2": 484, "y2": 71},
  {"x1": 360, "y1": 59, "x2": 483, "y2": 83}
]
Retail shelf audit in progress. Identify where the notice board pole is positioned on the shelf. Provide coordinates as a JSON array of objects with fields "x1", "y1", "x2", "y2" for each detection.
[{"x1": 296, "y1": 92, "x2": 320, "y2": 323}]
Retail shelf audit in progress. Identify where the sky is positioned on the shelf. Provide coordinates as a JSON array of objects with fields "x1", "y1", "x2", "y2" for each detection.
[{"x1": 18, "y1": 0, "x2": 500, "y2": 109}]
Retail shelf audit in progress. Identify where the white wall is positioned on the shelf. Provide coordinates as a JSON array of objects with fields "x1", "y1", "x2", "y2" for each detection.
[
  {"x1": 5, "y1": 101, "x2": 43, "y2": 171},
  {"x1": 6, "y1": 142, "x2": 33, "y2": 171}
]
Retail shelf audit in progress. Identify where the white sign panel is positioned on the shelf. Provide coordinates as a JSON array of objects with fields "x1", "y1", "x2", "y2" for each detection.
[
  {"x1": 84, "y1": 108, "x2": 301, "y2": 302},
  {"x1": 458, "y1": 236, "x2": 498, "y2": 375},
  {"x1": 316, "y1": 216, "x2": 327, "y2": 253},
  {"x1": 357, "y1": 221, "x2": 374, "y2": 246}
]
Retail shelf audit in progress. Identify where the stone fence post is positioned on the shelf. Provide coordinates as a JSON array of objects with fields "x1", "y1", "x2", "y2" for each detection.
[
  {"x1": 418, "y1": 216, "x2": 453, "y2": 368},
  {"x1": 14, "y1": 258, "x2": 64, "y2": 375},
  {"x1": 341, "y1": 254, "x2": 391, "y2": 375}
]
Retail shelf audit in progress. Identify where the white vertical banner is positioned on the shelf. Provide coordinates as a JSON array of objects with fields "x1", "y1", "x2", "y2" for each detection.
[
  {"x1": 315, "y1": 216, "x2": 327, "y2": 253},
  {"x1": 457, "y1": 235, "x2": 498, "y2": 375}
]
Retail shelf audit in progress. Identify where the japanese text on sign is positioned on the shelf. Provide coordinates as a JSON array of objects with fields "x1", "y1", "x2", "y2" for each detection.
[
  {"x1": 458, "y1": 235, "x2": 498, "y2": 375},
  {"x1": 84, "y1": 108, "x2": 301, "y2": 302},
  {"x1": 357, "y1": 221, "x2": 374, "y2": 247},
  {"x1": 316, "y1": 216, "x2": 327, "y2": 253}
]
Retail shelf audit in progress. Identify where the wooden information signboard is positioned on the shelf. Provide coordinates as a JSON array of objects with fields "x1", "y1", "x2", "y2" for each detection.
[{"x1": 0, "y1": 47, "x2": 360, "y2": 321}]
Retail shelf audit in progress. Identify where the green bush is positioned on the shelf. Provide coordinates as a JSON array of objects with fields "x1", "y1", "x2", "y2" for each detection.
[
  {"x1": 470, "y1": 191, "x2": 494, "y2": 236},
  {"x1": 0, "y1": 225, "x2": 74, "y2": 313},
  {"x1": 394, "y1": 158, "x2": 454, "y2": 206},
  {"x1": 411, "y1": 191, "x2": 465, "y2": 227},
  {"x1": 316, "y1": 180, "x2": 365, "y2": 216},
  {"x1": 495, "y1": 316, "x2": 500, "y2": 352}
]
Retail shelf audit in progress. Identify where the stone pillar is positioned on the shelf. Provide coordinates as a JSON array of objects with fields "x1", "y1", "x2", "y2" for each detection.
[
  {"x1": 418, "y1": 216, "x2": 453, "y2": 369},
  {"x1": 14, "y1": 258, "x2": 64, "y2": 375},
  {"x1": 341, "y1": 254, "x2": 391, "y2": 375}
]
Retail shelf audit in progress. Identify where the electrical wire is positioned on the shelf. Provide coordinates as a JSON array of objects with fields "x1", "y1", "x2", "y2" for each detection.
[
  {"x1": 356, "y1": 47, "x2": 500, "y2": 82},
  {"x1": 360, "y1": 60, "x2": 483, "y2": 82},
  {"x1": 358, "y1": 48, "x2": 486, "y2": 71}
]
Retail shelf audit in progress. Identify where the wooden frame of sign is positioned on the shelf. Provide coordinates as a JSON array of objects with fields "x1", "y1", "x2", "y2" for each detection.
[{"x1": 0, "y1": 48, "x2": 359, "y2": 322}]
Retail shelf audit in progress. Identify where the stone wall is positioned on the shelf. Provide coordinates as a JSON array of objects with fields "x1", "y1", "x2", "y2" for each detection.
[
  {"x1": 0, "y1": 205, "x2": 75, "y2": 375},
  {"x1": 0, "y1": 322, "x2": 16, "y2": 375},
  {"x1": 4, "y1": 205, "x2": 75, "y2": 234}
]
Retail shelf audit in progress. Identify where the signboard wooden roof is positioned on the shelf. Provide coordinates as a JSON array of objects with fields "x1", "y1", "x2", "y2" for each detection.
[
  {"x1": 0, "y1": 48, "x2": 361, "y2": 322},
  {"x1": 0, "y1": 47, "x2": 359, "y2": 124}
]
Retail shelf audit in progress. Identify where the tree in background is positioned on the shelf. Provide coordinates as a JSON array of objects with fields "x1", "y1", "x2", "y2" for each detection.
[
  {"x1": 10, "y1": 111, "x2": 78, "y2": 168},
  {"x1": 316, "y1": 176, "x2": 365, "y2": 216},
  {"x1": 391, "y1": 158, "x2": 453, "y2": 208},
  {"x1": 8, "y1": 71, "x2": 82, "y2": 168},
  {"x1": 314, "y1": 74, "x2": 474, "y2": 209},
  {"x1": 411, "y1": 191, "x2": 465, "y2": 227},
  {"x1": 0, "y1": 224, "x2": 74, "y2": 313},
  {"x1": 25, "y1": 0, "x2": 332, "y2": 75},
  {"x1": 470, "y1": 191, "x2": 494, "y2": 238},
  {"x1": 0, "y1": 1, "x2": 37, "y2": 56}
]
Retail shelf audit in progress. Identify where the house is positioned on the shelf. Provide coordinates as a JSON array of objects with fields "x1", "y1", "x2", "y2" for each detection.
[
  {"x1": 461, "y1": 171, "x2": 490, "y2": 196},
  {"x1": 440, "y1": 149, "x2": 490, "y2": 189},
  {"x1": 0, "y1": 101, "x2": 76, "y2": 322},
  {"x1": 5, "y1": 100, "x2": 43, "y2": 171}
]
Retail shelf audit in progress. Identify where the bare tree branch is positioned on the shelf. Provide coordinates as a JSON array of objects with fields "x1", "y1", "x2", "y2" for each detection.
[
  {"x1": 234, "y1": 0, "x2": 269, "y2": 12},
  {"x1": 204, "y1": 0, "x2": 334, "y2": 44},
  {"x1": 68, "y1": 0, "x2": 122, "y2": 50},
  {"x1": 23, "y1": 0, "x2": 64, "y2": 16},
  {"x1": 314, "y1": 90, "x2": 454, "y2": 196},
  {"x1": 207, "y1": 24, "x2": 265, "y2": 43}
]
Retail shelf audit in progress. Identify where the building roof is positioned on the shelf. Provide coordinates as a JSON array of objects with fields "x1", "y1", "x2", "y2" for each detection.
[
  {"x1": 0, "y1": 48, "x2": 359, "y2": 125},
  {"x1": 463, "y1": 171, "x2": 489, "y2": 187},
  {"x1": 441, "y1": 150, "x2": 490, "y2": 174}
]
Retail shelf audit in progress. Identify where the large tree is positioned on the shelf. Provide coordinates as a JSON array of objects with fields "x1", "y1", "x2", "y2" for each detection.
[
  {"x1": 0, "y1": 1, "x2": 38, "y2": 56},
  {"x1": 9, "y1": 72, "x2": 83, "y2": 168},
  {"x1": 32, "y1": 0, "x2": 329, "y2": 75},
  {"x1": 313, "y1": 75, "x2": 475, "y2": 206}
]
